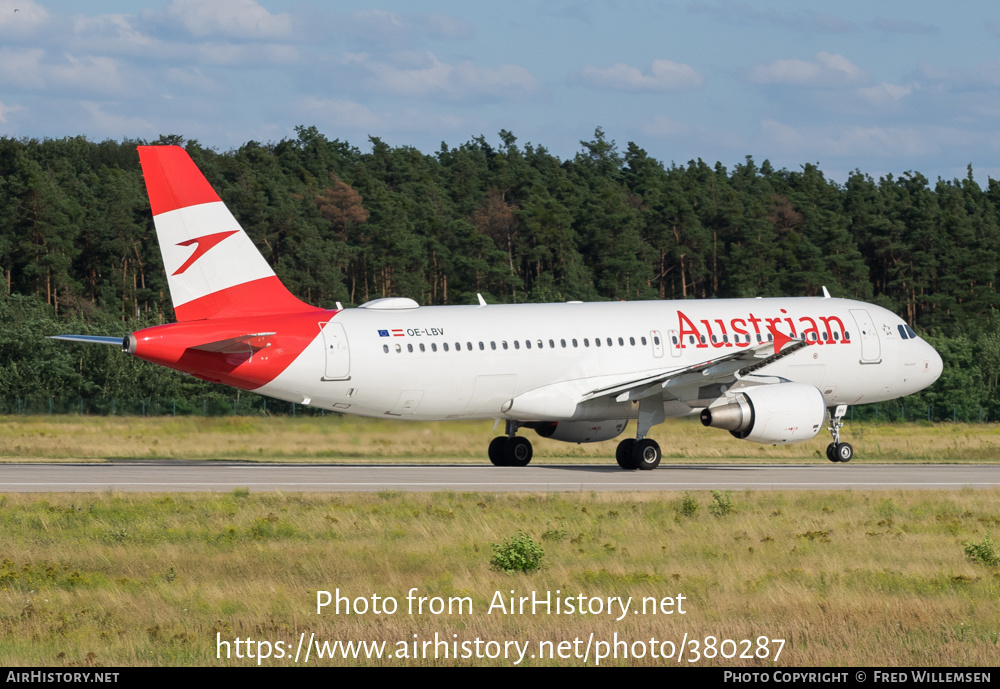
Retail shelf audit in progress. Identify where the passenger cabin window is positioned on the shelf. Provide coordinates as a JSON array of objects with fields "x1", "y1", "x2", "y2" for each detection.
[
  {"x1": 431, "y1": 343, "x2": 438, "y2": 352},
  {"x1": 383, "y1": 344, "x2": 389, "y2": 353}
]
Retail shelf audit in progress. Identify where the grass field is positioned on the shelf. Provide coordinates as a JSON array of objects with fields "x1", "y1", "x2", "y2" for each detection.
[
  {"x1": 0, "y1": 415, "x2": 998, "y2": 462},
  {"x1": 1, "y1": 416, "x2": 997, "y2": 666},
  {"x1": 1, "y1": 489, "x2": 998, "y2": 667}
]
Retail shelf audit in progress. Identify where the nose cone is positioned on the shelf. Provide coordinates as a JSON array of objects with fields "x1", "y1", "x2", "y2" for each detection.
[{"x1": 924, "y1": 341, "x2": 943, "y2": 385}]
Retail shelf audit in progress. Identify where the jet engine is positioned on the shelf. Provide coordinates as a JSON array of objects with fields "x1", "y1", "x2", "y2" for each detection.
[
  {"x1": 700, "y1": 383, "x2": 825, "y2": 444},
  {"x1": 526, "y1": 420, "x2": 628, "y2": 444}
]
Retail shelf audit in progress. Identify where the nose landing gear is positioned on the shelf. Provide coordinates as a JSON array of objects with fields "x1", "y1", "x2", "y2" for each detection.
[{"x1": 826, "y1": 405, "x2": 853, "y2": 463}]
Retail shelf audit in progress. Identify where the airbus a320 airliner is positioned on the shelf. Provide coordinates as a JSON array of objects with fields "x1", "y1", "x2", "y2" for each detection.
[{"x1": 54, "y1": 146, "x2": 943, "y2": 470}]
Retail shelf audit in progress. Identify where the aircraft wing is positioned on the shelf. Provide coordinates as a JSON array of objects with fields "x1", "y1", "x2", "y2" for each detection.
[{"x1": 581, "y1": 335, "x2": 809, "y2": 407}]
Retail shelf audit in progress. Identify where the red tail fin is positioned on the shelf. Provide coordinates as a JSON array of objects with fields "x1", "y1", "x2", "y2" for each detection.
[{"x1": 138, "y1": 146, "x2": 318, "y2": 321}]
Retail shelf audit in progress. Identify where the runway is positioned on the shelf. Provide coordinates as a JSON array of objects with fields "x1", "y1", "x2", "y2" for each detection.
[{"x1": 1, "y1": 461, "x2": 998, "y2": 492}]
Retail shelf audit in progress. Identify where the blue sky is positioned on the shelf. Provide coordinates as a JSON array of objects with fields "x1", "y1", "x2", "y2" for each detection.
[{"x1": 3, "y1": 0, "x2": 1000, "y2": 183}]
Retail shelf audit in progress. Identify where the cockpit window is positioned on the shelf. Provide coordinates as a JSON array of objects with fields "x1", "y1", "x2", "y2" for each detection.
[
  {"x1": 905, "y1": 325, "x2": 917, "y2": 339},
  {"x1": 898, "y1": 324, "x2": 909, "y2": 340}
]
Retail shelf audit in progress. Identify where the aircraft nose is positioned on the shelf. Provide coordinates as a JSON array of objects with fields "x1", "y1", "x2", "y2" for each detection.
[{"x1": 924, "y1": 341, "x2": 943, "y2": 383}]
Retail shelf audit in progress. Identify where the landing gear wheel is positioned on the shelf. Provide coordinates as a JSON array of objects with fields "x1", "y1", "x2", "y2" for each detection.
[
  {"x1": 834, "y1": 442, "x2": 853, "y2": 463},
  {"x1": 632, "y1": 438, "x2": 662, "y2": 470},
  {"x1": 826, "y1": 443, "x2": 837, "y2": 463},
  {"x1": 504, "y1": 436, "x2": 533, "y2": 467},
  {"x1": 616, "y1": 438, "x2": 637, "y2": 470},
  {"x1": 489, "y1": 436, "x2": 508, "y2": 466}
]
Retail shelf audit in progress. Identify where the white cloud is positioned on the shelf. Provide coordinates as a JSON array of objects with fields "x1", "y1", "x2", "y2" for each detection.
[
  {"x1": 165, "y1": 0, "x2": 293, "y2": 40},
  {"x1": 69, "y1": 13, "x2": 173, "y2": 59},
  {"x1": 0, "y1": 99, "x2": 23, "y2": 123},
  {"x1": 346, "y1": 51, "x2": 538, "y2": 99},
  {"x1": 581, "y1": 60, "x2": 702, "y2": 91},
  {"x1": 79, "y1": 101, "x2": 156, "y2": 137},
  {"x1": 857, "y1": 82, "x2": 914, "y2": 107},
  {"x1": 0, "y1": 49, "x2": 125, "y2": 94},
  {"x1": 195, "y1": 42, "x2": 298, "y2": 67},
  {"x1": 0, "y1": 0, "x2": 49, "y2": 35},
  {"x1": 749, "y1": 51, "x2": 865, "y2": 87}
]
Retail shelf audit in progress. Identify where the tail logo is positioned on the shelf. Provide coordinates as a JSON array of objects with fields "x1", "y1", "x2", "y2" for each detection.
[{"x1": 172, "y1": 230, "x2": 239, "y2": 276}]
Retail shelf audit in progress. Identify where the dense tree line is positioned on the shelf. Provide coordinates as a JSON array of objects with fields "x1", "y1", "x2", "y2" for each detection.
[{"x1": 0, "y1": 127, "x2": 997, "y2": 418}]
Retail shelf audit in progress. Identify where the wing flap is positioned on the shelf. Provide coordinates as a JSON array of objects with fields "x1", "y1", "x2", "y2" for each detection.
[{"x1": 584, "y1": 337, "x2": 809, "y2": 406}]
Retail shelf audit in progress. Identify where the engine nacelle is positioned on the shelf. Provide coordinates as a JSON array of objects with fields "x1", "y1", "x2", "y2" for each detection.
[
  {"x1": 526, "y1": 420, "x2": 628, "y2": 444},
  {"x1": 700, "y1": 383, "x2": 825, "y2": 445}
]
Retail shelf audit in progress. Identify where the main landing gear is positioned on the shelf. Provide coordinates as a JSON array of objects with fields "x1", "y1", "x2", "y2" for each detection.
[
  {"x1": 614, "y1": 437, "x2": 662, "y2": 470},
  {"x1": 826, "y1": 404, "x2": 853, "y2": 463},
  {"x1": 489, "y1": 421, "x2": 533, "y2": 467}
]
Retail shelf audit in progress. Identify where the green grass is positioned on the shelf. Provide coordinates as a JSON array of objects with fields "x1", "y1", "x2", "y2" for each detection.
[
  {"x1": 1, "y1": 490, "x2": 998, "y2": 666},
  {"x1": 0, "y1": 415, "x2": 998, "y2": 462}
]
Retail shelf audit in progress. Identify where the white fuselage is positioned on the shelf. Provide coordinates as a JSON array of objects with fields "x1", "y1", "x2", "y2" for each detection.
[{"x1": 253, "y1": 296, "x2": 943, "y2": 423}]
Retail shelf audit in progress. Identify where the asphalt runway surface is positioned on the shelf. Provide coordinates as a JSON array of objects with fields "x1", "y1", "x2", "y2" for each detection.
[{"x1": 1, "y1": 461, "x2": 998, "y2": 492}]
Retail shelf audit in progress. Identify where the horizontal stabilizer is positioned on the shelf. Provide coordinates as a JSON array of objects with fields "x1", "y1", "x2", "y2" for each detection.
[
  {"x1": 49, "y1": 335, "x2": 126, "y2": 347},
  {"x1": 188, "y1": 333, "x2": 276, "y2": 354}
]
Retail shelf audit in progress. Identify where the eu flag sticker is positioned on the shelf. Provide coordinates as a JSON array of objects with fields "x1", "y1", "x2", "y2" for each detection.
[{"x1": 378, "y1": 329, "x2": 389, "y2": 337}]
